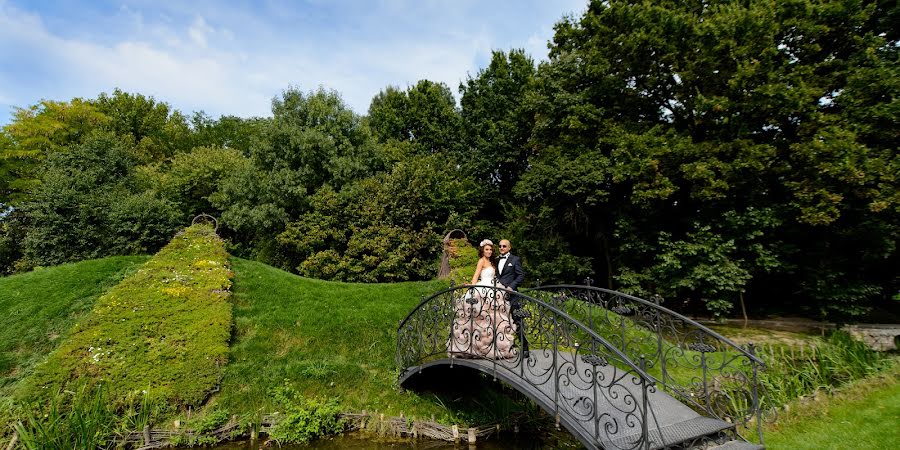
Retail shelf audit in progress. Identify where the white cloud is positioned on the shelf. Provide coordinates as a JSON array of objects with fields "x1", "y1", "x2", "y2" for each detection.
[
  {"x1": 0, "y1": 0, "x2": 588, "y2": 124},
  {"x1": 188, "y1": 16, "x2": 213, "y2": 48}
]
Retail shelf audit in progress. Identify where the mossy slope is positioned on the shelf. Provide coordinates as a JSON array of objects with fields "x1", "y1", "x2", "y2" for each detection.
[
  {"x1": 18, "y1": 225, "x2": 232, "y2": 407},
  {"x1": 0, "y1": 256, "x2": 149, "y2": 396}
]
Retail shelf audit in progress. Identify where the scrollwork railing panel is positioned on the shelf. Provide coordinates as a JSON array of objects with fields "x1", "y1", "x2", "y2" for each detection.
[
  {"x1": 397, "y1": 285, "x2": 657, "y2": 450},
  {"x1": 527, "y1": 285, "x2": 770, "y2": 444}
]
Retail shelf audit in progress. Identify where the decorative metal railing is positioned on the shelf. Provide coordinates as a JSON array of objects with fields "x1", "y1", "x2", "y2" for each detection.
[
  {"x1": 525, "y1": 284, "x2": 770, "y2": 444},
  {"x1": 397, "y1": 284, "x2": 661, "y2": 450}
]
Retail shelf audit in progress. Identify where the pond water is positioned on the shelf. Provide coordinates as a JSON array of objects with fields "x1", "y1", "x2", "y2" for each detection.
[{"x1": 191, "y1": 431, "x2": 583, "y2": 450}]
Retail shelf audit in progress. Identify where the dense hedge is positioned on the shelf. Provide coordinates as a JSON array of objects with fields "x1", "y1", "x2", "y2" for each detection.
[{"x1": 18, "y1": 224, "x2": 233, "y2": 407}]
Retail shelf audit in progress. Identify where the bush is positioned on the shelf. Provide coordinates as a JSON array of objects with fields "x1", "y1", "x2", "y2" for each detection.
[
  {"x1": 447, "y1": 238, "x2": 478, "y2": 285},
  {"x1": 269, "y1": 385, "x2": 344, "y2": 444}
]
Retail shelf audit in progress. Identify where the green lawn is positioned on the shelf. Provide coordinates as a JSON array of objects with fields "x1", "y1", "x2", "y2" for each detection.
[
  {"x1": 0, "y1": 256, "x2": 149, "y2": 396},
  {"x1": 5, "y1": 253, "x2": 897, "y2": 449},
  {"x1": 217, "y1": 258, "x2": 453, "y2": 419},
  {"x1": 762, "y1": 361, "x2": 900, "y2": 450}
]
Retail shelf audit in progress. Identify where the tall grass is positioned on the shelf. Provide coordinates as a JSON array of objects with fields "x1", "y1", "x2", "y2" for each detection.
[
  {"x1": 757, "y1": 330, "x2": 893, "y2": 409},
  {"x1": 14, "y1": 386, "x2": 116, "y2": 449},
  {"x1": 761, "y1": 361, "x2": 900, "y2": 449},
  {"x1": 13, "y1": 386, "x2": 162, "y2": 450}
]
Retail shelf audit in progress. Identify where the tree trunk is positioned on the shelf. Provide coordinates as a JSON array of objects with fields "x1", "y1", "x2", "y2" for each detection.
[{"x1": 740, "y1": 291, "x2": 748, "y2": 328}]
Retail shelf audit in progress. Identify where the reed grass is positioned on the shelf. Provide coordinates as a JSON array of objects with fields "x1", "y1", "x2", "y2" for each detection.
[{"x1": 756, "y1": 330, "x2": 893, "y2": 409}]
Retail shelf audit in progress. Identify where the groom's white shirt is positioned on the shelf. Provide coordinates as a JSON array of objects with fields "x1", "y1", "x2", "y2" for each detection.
[{"x1": 499, "y1": 253, "x2": 509, "y2": 274}]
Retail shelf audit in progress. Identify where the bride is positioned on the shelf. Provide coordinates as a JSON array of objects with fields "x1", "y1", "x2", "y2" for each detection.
[{"x1": 448, "y1": 239, "x2": 517, "y2": 359}]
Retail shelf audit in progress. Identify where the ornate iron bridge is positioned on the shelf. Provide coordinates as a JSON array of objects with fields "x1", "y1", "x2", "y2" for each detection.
[{"x1": 396, "y1": 283, "x2": 770, "y2": 450}]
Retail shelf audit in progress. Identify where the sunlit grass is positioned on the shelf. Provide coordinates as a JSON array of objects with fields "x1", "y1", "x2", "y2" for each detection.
[
  {"x1": 0, "y1": 256, "x2": 149, "y2": 396},
  {"x1": 759, "y1": 358, "x2": 900, "y2": 449},
  {"x1": 218, "y1": 258, "x2": 460, "y2": 420}
]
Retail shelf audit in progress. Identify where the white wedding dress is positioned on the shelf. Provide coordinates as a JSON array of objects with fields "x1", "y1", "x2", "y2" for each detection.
[
  {"x1": 475, "y1": 266, "x2": 497, "y2": 286},
  {"x1": 448, "y1": 266, "x2": 517, "y2": 359}
]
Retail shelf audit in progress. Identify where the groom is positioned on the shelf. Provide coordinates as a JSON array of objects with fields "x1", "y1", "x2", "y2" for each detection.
[{"x1": 497, "y1": 239, "x2": 528, "y2": 357}]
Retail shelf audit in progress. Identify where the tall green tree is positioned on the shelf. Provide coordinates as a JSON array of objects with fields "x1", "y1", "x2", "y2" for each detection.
[
  {"x1": 0, "y1": 99, "x2": 109, "y2": 204},
  {"x1": 94, "y1": 89, "x2": 192, "y2": 162},
  {"x1": 212, "y1": 88, "x2": 382, "y2": 260},
  {"x1": 278, "y1": 149, "x2": 479, "y2": 281},
  {"x1": 459, "y1": 49, "x2": 537, "y2": 205},
  {"x1": 368, "y1": 80, "x2": 463, "y2": 157},
  {"x1": 189, "y1": 112, "x2": 266, "y2": 155},
  {"x1": 520, "y1": 0, "x2": 898, "y2": 318},
  {"x1": 21, "y1": 132, "x2": 180, "y2": 268}
]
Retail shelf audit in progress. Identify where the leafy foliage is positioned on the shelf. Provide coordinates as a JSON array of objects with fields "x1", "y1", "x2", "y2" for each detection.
[
  {"x1": 19, "y1": 132, "x2": 181, "y2": 269},
  {"x1": 446, "y1": 238, "x2": 478, "y2": 286},
  {"x1": 0, "y1": 0, "x2": 896, "y2": 321},
  {"x1": 517, "y1": 0, "x2": 898, "y2": 318},
  {"x1": 278, "y1": 151, "x2": 478, "y2": 282},
  {"x1": 269, "y1": 385, "x2": 344, "y2": 444}
]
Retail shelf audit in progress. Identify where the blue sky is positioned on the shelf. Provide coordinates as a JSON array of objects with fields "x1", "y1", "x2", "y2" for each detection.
[{"x1": 0, "y1": 0, "x2": 586, "y2": 126}]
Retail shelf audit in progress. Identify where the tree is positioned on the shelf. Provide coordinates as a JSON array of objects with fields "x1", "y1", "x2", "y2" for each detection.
[
  {"x1": 189, "y1": 112, "x2": 266, "y2": 155},
  {"x1": 459, "y1": 49, "x2": 537, "y2": 215},
  {"x1": 94, "y1": 89, "x2": 192, "y2": 162},
  {"x1": 368, "y1": 80, "x2": 463, "y2": 157},
  {"x1": 212, "y1": 87, "x2": 383, "y2": 260},
  {"x1": 142, "y1": 145, "x2": 251, "y2": 219},
  {"x1": 0, "y1": 99, "x2": 109, "y2": 204},
  {"x1": 278, "y1": 150, "x2": 479, "y2": 282},
  {"x1": 21, "y1": 132, "x2": 180, "y2": 268},
  {"x1": 520, "y1": 0, "x2": 898, "y2": 319}
]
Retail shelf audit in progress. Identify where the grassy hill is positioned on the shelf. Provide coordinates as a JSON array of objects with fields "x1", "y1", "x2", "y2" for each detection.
[
  {"x1": 2, "y1": 249, "x2": 896, "y2": 448},
  {"x1": 1, "y1": 250, "x2": 532, "y2": 444},
  {"x1": 217, "y1": 258, "x2": 479, "y2": 420},
  {"x1": 0, "y1": 256, "x2": 149, "y2": 398}
]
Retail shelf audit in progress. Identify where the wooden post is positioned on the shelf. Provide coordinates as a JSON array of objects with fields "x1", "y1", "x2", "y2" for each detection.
[
  {"x1": 451, "y1": 425, "x2": 459, "y2": 442},
  {"x1": 142, "y1": 425, "x2": 151, "y2": 445},
  {"x1": 468, "y1": 427, "x2": 476, "y2": 443}
]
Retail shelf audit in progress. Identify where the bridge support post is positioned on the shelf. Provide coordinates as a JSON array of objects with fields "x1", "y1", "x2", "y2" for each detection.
[
  {"x1": 749, "y1": 343, "x2": 764, "y2": 445},
  {"x1": 640, "y1": 356, "x2": 650, "y2": 450}
]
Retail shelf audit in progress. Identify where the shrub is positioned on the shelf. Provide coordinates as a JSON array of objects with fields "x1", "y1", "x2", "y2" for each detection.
[
  {"x1": 269, "y1": 385, "x2": 344, "y2": 444},
  {"x1": 447, "y1": 238, "x2": 478, "y2": 285}
]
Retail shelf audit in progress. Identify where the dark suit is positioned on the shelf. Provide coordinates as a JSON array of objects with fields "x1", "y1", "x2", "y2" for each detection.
[{"x1": 497, "y1": 253, "x2": 528, "y2": 355}]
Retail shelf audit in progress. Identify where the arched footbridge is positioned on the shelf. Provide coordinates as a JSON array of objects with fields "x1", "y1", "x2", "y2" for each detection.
[{"x1": 397, "y1": 284, "x2": 773, "y2": 450}]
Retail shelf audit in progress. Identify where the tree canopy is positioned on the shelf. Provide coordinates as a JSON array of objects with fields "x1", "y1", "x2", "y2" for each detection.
[{"x1": 1, "y1": 0, "x2": 896, "y2": 321}]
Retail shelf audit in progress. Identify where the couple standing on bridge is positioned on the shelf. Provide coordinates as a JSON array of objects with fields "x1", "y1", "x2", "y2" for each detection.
[{"x1": 448, "y1": 239, "x2": 528, "y2": 360}]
